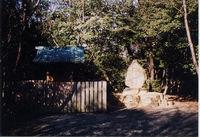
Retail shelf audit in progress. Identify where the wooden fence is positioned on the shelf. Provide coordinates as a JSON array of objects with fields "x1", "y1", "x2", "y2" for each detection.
[{"x1": 3, "y1": 81, "x2": 107, "y2": 113}]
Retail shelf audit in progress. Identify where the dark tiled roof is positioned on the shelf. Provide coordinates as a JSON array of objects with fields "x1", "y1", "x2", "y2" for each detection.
[{"x1": 33, "y1": 46, "x2": 84, "y2": 63}]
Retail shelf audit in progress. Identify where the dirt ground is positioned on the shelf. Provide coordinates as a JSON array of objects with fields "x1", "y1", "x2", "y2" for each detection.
[{"x1": 3, "y1": 100, "x2": 198, "y2": 136}]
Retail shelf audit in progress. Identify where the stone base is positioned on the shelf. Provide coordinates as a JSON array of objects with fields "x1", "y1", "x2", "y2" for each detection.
[{"x1": 115, "y1": 88, "x2": 175, "y2": 108}]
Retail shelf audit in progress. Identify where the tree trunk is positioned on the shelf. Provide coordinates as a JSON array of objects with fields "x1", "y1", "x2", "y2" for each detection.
[
  {"x1": 148, "y1": 53, "x2": 154, "y2": 92},
  {"x1": 15, "y1": 42, "x2": 22, "y2": 68},
  {"x1": 149, "y1": 53, "x2": 154, "y2": 80},
  {"x1": 182, "y1": 0, "x2": 198, "y2": 75},
  {"x1": 14, "y1": 0, "x2": 41, "y2": 70}
]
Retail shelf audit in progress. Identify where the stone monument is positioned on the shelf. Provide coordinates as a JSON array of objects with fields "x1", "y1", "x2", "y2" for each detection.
[
  {"x1": 125, "y1": 60, "x2": 146, "y2": 90},
  {"x1": 115, "y1": 59, "x2": 173, "y2": 108},
  {"x1": 115, "y1": 60, "x2": 147, "y2": 108}
]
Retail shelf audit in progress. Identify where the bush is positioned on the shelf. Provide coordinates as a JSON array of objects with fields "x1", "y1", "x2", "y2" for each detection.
[
  {"x1": 151, "y1": 80, "x2": 162, "y2": 92},
  {"x1": 96, "y1": 53, "x2": 128, "y2": 92}
]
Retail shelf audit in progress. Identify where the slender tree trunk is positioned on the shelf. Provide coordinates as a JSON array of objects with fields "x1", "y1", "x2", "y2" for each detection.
[
  {"x1": 161, "y1": 69, "x2": 166, "y2": 84},
  {"x1": 14, "y1": 1, "x2": 26, "y2": 70},
  {"x1": 149, "y1": 53, "x2": 154, "y2": 80},
  {"x1": 14, "y1": 0, "x2": 41, "y2": 70},
  {"x1": 15, "y1": 25, "x2": 25, "y2": 70},
  {"x1": 148, "y1": 53, "x2": 154, "y2": 92},
  {"x1": 145, "y1": 37, "x2": 155, "y2": 92},
  {"x1": 182, "y1": 0, "x2": 198, "y2": 75},
  {"x1": 15, "y1": 42, "x2": 22, "y2": 68}
]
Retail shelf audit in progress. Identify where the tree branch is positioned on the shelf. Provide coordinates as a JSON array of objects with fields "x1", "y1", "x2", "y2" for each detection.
[{"x1": 33, "y1": 0, "x2": 40, "y2": 8}]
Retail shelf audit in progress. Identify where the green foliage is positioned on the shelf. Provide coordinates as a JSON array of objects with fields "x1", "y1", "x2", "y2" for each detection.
[
  {"x1": 39, "y1": 0, "x2": 136, "y2": 91},
  {"x1": 151, "y1": 80, "x2": 162, "y2": 92},
  {"x1": 98, "y1": 53, "x2": 128, "y2": 91},
  {"x1": 133, "y1": 0, "x2": 198, "y2": 96},
  {"x1": 38, "y1": 0, "x2": 198, "y2": 95},
  {"x1": 142, "y1": 79, "x2": 162, "y2": 92},
  {"x1": 136, "y1": 0, "x2": 179, "y2": 37}
]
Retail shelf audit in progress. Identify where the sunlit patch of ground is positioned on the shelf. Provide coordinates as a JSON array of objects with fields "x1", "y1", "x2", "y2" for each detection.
[{"x1": 3, "y1": 100, "x2": 198, "y2": 136}]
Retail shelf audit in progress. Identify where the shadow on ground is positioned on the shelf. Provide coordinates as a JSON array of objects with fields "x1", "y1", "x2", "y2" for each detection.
[{"x1": 3, "y1": 107, "x2": 198, "y2": 136}]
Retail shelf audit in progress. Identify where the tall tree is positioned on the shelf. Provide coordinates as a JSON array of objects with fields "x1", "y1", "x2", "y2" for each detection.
[
  {"x1": 182, "y1": 0, "x2": 198, "y2": 75},
  {"x1": 135, "y1": 0, "x2": 198, "y2": 94},
  {"x1": 136, "y1": 0, "x2": 181, "y2": 81}
]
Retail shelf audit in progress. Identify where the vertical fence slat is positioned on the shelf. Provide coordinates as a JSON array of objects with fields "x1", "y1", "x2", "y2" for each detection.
[
  {"x1": 85, "y1": 82, "x2": 90, "y2": 112},
  {"x1": 81, "y1": 82, "x2": 85, "y2": 112},
  {"x1": 71, "y1": 82, "x2": 77, "y2": 112},
  {"x1": 68, "y1": 100, "x2": 71, "y2": 112},
  {"x1": 102, "y1": 81, "x2": 107, "y2": 111},
  {"x1": 98, "y1": 81, "x2": 102, "y2": 111},
  {"x1": 89, "y1": 82, "x2": 94, "y2": 112},
  {"x1": 77, "y1": 82, "x2": 81, "y2": 112},
  {"x1": 67, "y1": 82, "x2": 71, "y2": 112},
  {"x1": 68, "y1": 81, "x2": 74, "y2": 112},
  {"x1": 93, "y1": 81, "x2": 98, "y2": 111}
]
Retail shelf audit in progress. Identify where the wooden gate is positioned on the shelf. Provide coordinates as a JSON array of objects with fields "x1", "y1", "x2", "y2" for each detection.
[
  {"x1": 8, "y1": 81, "x2": 107, "y2": 112},
  {"x1": 58, "y1": 81, "x2": 107, "y2": 112}
]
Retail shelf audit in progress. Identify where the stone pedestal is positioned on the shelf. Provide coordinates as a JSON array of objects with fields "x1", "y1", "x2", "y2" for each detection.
[{"x1": 115, "y1": 90, "x2": 175, "y2": 108}]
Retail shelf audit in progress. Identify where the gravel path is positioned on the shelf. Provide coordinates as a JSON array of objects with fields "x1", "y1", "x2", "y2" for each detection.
[{"x1": 3, "y1": 102, "x2": 198, "y2": 136}]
